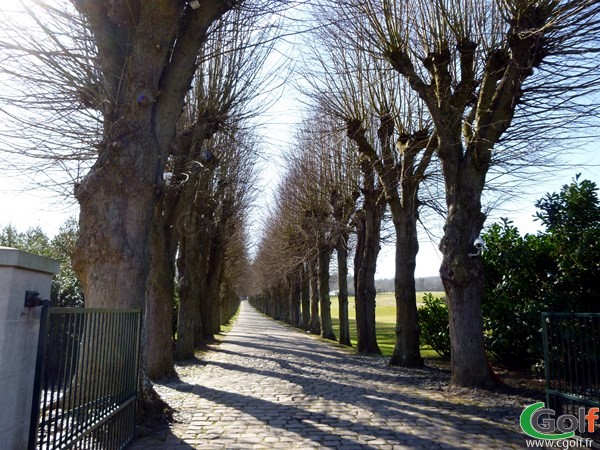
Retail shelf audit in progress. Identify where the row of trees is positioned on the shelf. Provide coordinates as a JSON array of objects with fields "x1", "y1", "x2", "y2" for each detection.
[
  {"x1": 0, "y1": 0, "x2": 292, "y2": 412},
  {"x1": 251, "y1": 0, "x2": 600, "y2": 387},
  {"x1": 1, "y1": 0, "x2": 600, "y2": 397}
]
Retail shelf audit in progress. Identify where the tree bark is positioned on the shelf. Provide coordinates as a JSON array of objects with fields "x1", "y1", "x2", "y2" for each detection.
[
  {"x1": 308, "y1": 257, "x2": 321, "y2": 335},
  {"x1": 203, "y1": 220, "x2": 228, "y2": 341},
  {"x1": 290, "y1": 269, "x2": 302, "y2": 328},
  {"x1": 71, "y1": 0, "x2": 239, "y2": 414},
  {"x1": 73, "y1": 139, "x2": 159, "y2": 311},
  {"x1": 144, "y1": 203, "x2": 177, "y2": 379},
  {"x1": 353, "y1": 207, "x2": 383, "y2": 355},
  {"x1": 336, "y1": 236, "x2": 352, "y2": 347},
  {"x1": 318, "y1": 245, "x2": 336, "y2": 340},
  {"x1": 301, "y1": 263, "x2": 311, "y2": 330},
  {"x1": 389, "y1": 212, "x2": 423, "y2": 367},
  {"x1": 440, "y1": 162, "x2": 494, "y2": 387},
  {"x1": 205, "y1": 240, "x2": 225, "y2": 339},
  {"x1": 175, "y1": 231, "x2": 201, "y2": 360},
  {"x1": 354, "y1": 158, "x2": 385, "y2": 355}
]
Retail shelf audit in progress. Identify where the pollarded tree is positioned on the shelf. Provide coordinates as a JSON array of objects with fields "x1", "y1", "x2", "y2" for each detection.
[
  {"x1": 290, "y1": 114, "x2": 383, "y2": 353},
  {"x1": 144, "y1": 7, "x2": 276, "y2": 376},
  {"x1": 0, "y1": 0, "x2": 287, "y2": 414},
  {"x1": 352, "y1": 154, "x2": 386, "y2": 355},
  {"x1": 331, "y1": 0, "x2": 600, "y2": 387},
  {"x1": 303, "y1": 17, "x2": 440, "y2": 365},
  {"x1": 175, "y1": 125, "x2": 259, "y2": 358},
  {"x1": 1, "y1": 1, "x2": 290, "y2": 413},
  {"x1": 284, "y1": 144, "x2": 338, "y2": 340},
  {"x1": 320, "y1": 119, "x2": 361, "y2": 347},
  {"x1": 289, "y1": 114, "x2": 385, "y2": 353},
  {"x1": 68, "y1": 0, "x2": 244, "y2": 311},
  {"x1": 294, "y1": 111, "x2": 362, "y2": 346},
  {"x1": 199, "y1": 128, "x2": 258, "y2": 340}
]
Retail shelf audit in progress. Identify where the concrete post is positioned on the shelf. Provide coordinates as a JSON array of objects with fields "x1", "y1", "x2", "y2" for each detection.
[{"x1": 0, "y1": 247, "x2": 59, "y2": 450}]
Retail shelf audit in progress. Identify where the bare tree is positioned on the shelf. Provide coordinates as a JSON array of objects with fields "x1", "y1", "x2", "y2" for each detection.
[
  {"x1": 0, "y1": 0, "x2": 290, "y2": 412},
  {"x1": 250, "y1": 109, "x2": 362, "y2": 344},
  {"x1": 328, "y1": 0, "x2": 600, "y2": 386},
  {"x1": 145, "y1": 7, "x2": 276, "y2": 375},
  {"x1": 302, "y1": 19, "x2": 441, "y2": 361},
  {"x1": 285, "y1": 140, "x2": 337, "y2": 340},
  {"x1": 174, "y1": 125, "x2": 259, "y2": 356},
  {"x1": 298, "y1": 112, "x2": 361, "y2": 346}
]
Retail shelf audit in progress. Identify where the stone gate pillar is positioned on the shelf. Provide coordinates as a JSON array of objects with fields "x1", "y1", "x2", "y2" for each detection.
[{"x1": 0, "y1": 247, "x2": 59, "y2": 450}]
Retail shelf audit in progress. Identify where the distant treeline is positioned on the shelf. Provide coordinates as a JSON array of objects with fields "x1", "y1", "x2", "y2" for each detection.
[{"x1": 329, "y1": 275, "x2": 443, "y2": 295}]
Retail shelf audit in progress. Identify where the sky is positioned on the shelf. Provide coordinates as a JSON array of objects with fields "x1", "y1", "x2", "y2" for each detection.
[
  {"x1": 241, "y1": 74, "x2": 600, "y2": 278},
  {"x1": 1, "y1": 1, "x2": 600, "y2": 279}
]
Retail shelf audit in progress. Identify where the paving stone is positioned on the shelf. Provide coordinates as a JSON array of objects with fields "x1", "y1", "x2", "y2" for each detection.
[{"x1": 129, "y1": 301, "x2": 530, "y2": 449}]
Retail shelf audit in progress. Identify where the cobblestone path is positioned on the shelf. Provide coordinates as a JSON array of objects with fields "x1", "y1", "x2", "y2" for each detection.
[{"x1": 129, "y1": 301, "x2": 530, "y2": 449}]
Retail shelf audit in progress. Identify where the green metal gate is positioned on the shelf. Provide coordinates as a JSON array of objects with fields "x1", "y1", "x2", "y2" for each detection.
[
  {"x1": 542, "y1": 312, "x2": 600, "y2": 444},
  {"x1": 29, "y1": 307, "x2": 142, "y2": 450}
]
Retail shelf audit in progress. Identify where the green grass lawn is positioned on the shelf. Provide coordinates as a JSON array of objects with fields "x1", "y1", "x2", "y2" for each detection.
[{"x1": 328, "y1": 291, "x2": 446, "y2": 358}]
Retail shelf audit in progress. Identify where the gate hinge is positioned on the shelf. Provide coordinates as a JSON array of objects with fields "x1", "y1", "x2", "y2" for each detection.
[{"x1": 24, "y1": 290, "x2": 51, "y2": 308}]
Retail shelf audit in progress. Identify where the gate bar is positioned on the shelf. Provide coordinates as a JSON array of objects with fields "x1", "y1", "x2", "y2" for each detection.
[{"x1": 28, "y1": 305, "x2": 49, "y2": 450}]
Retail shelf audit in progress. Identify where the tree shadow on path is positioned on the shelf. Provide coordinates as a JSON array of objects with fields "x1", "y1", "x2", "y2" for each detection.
[{"x1": 133, "y1": 302, "x2": 530, "y2": 449}]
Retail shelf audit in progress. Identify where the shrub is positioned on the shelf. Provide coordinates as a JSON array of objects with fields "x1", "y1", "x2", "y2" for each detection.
[
  {"x1": 0, "y1": 220, "x2": 84, "y2": 307},
  {"x1": 481, "y1": 176, "x2": 600, "y2": 366},
  {"x1": 418, "y1": 293, "x2": 451, "y2": 358}
]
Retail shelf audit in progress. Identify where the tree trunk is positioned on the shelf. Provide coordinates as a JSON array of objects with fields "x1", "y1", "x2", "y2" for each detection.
[
  {"x1": 440, "y1": 163, "x2": 495, "y2": 387},
  {"x1": 73, "y1": 137, "x2": 165, "y2": 408},
  {"x1": 301, "y1": 263, "x2": 311, "y2": 330},
  {"x1": 171, "y1": 168, "x2": 211, "y2": 351},
  {"x1": 73, "y1": 139, "x2": 158, "y2": 311},
  {"x1": 274, "y1": 284, "x2": 284, "y2": 320},
  {"x1": 71, "y1": 0, "x2": 237, "y2": 419},
  {"x1": 347, "y1": 117, "x2": 431, "y2": 365},
  {"x1": 318, "y1": 245, "x2": 336, "y2": 340},
  {"x1": 175, "y1": 232, "x2": 201, "y2": 360},
  {"x1": 336, "y1": 236, "x2": 352, "y2": 347},
  {"x1": 282, "y1": 282, "x2": 292, "y2": 324},
  {"x1": 290, "y1": 270, "x2": 302, "y2": 328},
  {"x1": 203, "y1": 228, "x2": 227, "y2": 341},
  {"x1": 354, "y1": 158, "x2": 384, "y2": 355},
  {"x1": 220, "y1": 282, "x2": 240, "y2": 324},
  {"x1": 308, "y1": 258, "x2": 321, "y2": 335},
  {"x1": 144, "y1": 203, "x2": 177, "y2": 379},
  {"x1": 193, "y1": 242, "x2": 210, "y2": 346},
  {"x1": 206, "y1": 248, "x2": 224, "y2": 339},
  {"x1": 354, "y1": 210, "x2": 382, "y2": 355},
  {"x1": 267, "y1": 291, "x2": 273, "y2": 316},
  {"x1": 389, "y1": 212, "x2": 423, "y2": 367}
]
